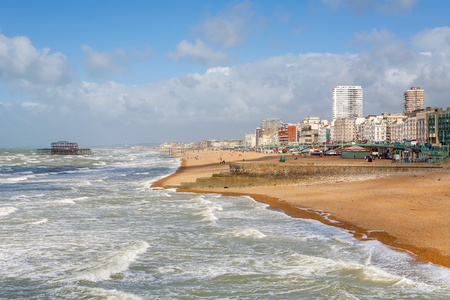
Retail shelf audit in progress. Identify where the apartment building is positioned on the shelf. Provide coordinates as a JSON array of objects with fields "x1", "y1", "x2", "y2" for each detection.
[
  {"x1": 261, "y1": 118, "x2": 283, "y2": 132},
  {"x1": 427, "y1": 107, "x2": 450, "y2": 145},
  {"x1": 333, "y1": 118, "x2": 356, "y2": 143},
  {"x1": 332, "y1": 86, "x2": 363, "y2": 119},
  {"x1": 403, "y1": 87, "x2": 424, "y2": 115},
  {"x1": 382, "y1": 113, "x2": 406, "y2": 143},
  {"x1": 360, "y1": 115, "x2": 386, "y2": 143},
  {"x1": 278, "y1": 125, "x2": 297, "y2": 145},
  {"x1": 297, "y1": 117, "x2": 323, "y2": 144}
]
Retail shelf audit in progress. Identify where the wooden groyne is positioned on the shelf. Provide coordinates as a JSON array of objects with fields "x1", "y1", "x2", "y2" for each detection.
[{"x1": 37, "y1": 141, "x2": 91, "y2": 155}]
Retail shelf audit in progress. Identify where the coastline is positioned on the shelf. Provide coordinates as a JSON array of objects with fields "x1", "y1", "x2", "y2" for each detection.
[{"x1": 151, "y1": 150, "x2": 450, "y2": 268}]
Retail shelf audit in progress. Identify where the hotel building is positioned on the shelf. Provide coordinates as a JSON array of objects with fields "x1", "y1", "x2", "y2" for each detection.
[{"x1": 332, "y1": 86, "x2": 363, "y2": 119}]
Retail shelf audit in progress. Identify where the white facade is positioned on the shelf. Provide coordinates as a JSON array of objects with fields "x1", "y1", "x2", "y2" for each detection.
[
  {"x1": 361, "y1": 115, "x2": 386, "y2": 143},
  {"x1": 332, "y1": 86, "x2": 363, "y2": 119},
  {"x1": 297, "y1": 117, "x2": 323, "y2": 144},
  {"x1": 390, "y1": 119, "x2": 406, "y2": 143},
  {"x1": 260, "y1": 118, "x2": 283, "y2": 132},
  {"x1": 260, "y1": 128, "x2": 278, "y2": 146},
  {"x1": 333, "y1": 118, "x2": 355, "y2": 143},
  {"x1": 382, "y1": 113, "x2": 407, "y2": 143},
  {"x1": 318, "y1": 120, "x2": 330, "y2": 144},
  {"x1": 406, "y1": 110, "x2": 427, "y2": 144},
  {"x1": 244, "y1": 133, "x2": 256, "y2": 148}
]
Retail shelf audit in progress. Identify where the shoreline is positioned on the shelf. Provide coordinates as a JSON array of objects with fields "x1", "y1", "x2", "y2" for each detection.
[{"x1": 151, "y1": 150, "x2": 450, "y2": 268}]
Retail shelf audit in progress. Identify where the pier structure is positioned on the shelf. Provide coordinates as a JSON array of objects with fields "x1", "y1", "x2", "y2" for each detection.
[{"x1": 37, "y1": 141, "x2": 91, "y2": 155}]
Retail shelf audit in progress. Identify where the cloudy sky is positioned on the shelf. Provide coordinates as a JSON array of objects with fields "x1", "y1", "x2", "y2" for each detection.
[{"x1": 1, "y1": 0, "x2": 449, "y2": 147}]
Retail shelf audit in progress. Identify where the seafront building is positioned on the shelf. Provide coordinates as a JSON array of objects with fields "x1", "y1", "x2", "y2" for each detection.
[
  {"x1": 332, "y1": 118, "x2": 358, "y2": 144},
  {"x1": 427, "y1": 107, "x2": 450, "y2": 145},
  {"x1": 332, "y1": 86, "x2": 363, "y2": 119},
  {"x1": 238, "y1": 86, "x2": 447, "y2": 149},
  {"x1": 403, "y1": 87, "x2": 424, "y2": 115},
  {"x1": 261, "y1": 118, "x2": 283, "y2": 132},
  {"x1": 382, "y1": 113, "x2": 407, "y2": 143},
  {"x1": 296, "y1": 117, "x2": 323, "y2": 144},
  {"x1": 255, "y1": 127, "x2": 263, "y2": 147},
  {"x1": 245, "y1": 133, "x2": 256, "y2": 148},
  {"x1": 318, "y1": 121, "x2": 330, "y2": 144},
  {"x1": 360, "y1": 115, "x2": 387, "y2": 143},
  {"x1": 390, "y1": 118, "x2": 407, "y2": 143},
  {"x1": 278, "y1": 125, "x2": 297, "y2": 145}
]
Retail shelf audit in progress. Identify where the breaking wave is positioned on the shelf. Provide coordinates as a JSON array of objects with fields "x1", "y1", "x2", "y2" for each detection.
[{"x1": 77, "y1": 241, "x2": 149, "y2": 282}]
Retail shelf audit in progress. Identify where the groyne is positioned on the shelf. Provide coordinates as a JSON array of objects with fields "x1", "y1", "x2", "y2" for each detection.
[
  {"x1": 229, "y1": 161, "x2": 441, "y2": 178},
  {"x1": 174, "y1": 161, "x2": 442, "y2": 189}
]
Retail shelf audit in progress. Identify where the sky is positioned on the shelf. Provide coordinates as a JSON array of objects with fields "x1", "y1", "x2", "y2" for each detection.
[{"x1": 0, "y1": 0, "x2": 449, "y2": 147}]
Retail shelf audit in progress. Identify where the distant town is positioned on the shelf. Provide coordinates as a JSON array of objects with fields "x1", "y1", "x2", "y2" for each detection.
[{"x1": 160, "y1": 86, "x2": 450, "y2": 152}]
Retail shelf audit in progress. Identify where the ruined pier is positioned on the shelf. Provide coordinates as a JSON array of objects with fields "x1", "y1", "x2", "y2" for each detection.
[{"x1": 37, "y1": 141, "x2": 91, "y2": 155}]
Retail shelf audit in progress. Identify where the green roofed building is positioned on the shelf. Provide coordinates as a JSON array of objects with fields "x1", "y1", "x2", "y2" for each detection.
[{"x1": 341, "y1": 145, "x2": 371, "y2": 159}]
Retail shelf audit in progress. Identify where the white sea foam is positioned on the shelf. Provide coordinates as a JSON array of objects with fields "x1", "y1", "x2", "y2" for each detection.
[
  {"x1": 196, "y1": 207, "x2": 218, "y2": 222},
  {"x1": 77, "y1": 241, "x2": 149, "y2": 282},
  {"x1": 62, "y1": 286, "x2": 143, "y2": 300},
  {"x1": 362, "y1": 249, "x2": 372, "y2": 266},
  {"x1": 229, "y1": 228, "x2": 266, "y2": 239},
  {"x1": 2, "y1": 175, "x2": 35, "y2": 183},
  {"x1": 331, "y1": 237, "x2": 354, "y2": 246},
  {"x1": 58, "y1": 197, "x2": 89, "y2": 204},
  {"x1": 27, "y1": 218, "x2": 48, "y2": 225},
  {"x1": 0, "y1": 207, "x2": 17, "y2": 217},
  {"x1": 278, "y1": 252, "x2": 407, "y2": 285},
  {"x1": 63, "y1": 170, "x2": 78, "y2": 174},
  {"x1": 75, "y1": 180, "x2": 92, "y2": 186}
]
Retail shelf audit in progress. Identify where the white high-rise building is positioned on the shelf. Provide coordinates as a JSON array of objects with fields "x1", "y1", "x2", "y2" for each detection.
[{"x1": 332, "y1": 86, "x2": 363, "y2": 119}]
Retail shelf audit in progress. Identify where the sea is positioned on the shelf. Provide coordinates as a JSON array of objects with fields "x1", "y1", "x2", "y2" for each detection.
[{"x1": 0, "y1": 148, "x2": 449, "y2": 299}]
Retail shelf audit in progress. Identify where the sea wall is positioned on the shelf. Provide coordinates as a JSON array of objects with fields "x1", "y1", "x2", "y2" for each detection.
[{"x1": 229, "y1": 162, "x2": 441, "y2": 178}]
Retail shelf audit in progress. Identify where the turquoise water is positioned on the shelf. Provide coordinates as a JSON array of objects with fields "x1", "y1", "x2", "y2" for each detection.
[{"x1": 0, "y1": 148, "x2": 449, "y2": 299}]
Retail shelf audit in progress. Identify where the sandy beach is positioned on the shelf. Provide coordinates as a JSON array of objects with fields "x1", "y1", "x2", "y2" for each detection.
[{"x1": 152, "y1": 149, "x2": 450, "y2": 268}]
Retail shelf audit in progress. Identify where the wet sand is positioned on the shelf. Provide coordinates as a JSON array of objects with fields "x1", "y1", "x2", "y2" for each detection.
[{"x1": 151, "y1": 150, "x2": 450, "y2": 268}]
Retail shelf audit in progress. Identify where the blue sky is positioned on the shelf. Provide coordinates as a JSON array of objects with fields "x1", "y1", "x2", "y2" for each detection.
[{"x1": 0, "y1": 0, "x2": 449, "y2": 147}]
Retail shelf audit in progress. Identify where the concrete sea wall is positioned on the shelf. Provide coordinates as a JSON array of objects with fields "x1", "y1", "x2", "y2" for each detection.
[{"x1": 229, "y1": 162, "x2": 441, "y2": 179}]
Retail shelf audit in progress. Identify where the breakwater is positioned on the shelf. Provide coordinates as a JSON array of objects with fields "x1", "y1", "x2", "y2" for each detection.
[
  {"x1": 229, "y1": 161, "x2": 441, "y2": 179},
  {"x1": 175, "y1": 161, "x2": 442, "y2": 189}
]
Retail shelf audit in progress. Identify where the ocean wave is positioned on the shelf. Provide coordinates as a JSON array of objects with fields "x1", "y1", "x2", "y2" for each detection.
[
  {"x1": 275, "y1": 251, "x2": 422, "y2": 286},
  {"x1": 0, "y1": 207, "x2": 17, "y2": 217},
  {"x1": 195, "y1": 207, "x2": 218, "y2": 223},
  {"x1": 331, "y1": 237, "x2": 355, "y2": 246},
  {"x1": 0, "y1": 174, "x2": 36, "y2": 183},
  {"x1": 76, "y1": 241, "x2": 149, "y2": 282},
  {"x1": 60, "y1": 286, "x2": 143, "y2": 300},
  {"x1": 27, "y1": 218, "x2": 48, "y2": 225},
  {"x1": 57, "y1": 197, "x2": 89, "y2": 204},
  {"x1": 229, "y1": 228, "x2": 266, "y2": 239}
]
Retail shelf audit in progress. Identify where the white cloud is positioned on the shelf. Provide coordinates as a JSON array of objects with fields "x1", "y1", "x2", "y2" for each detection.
[
  {"x1": 0, "y1": 33, "x2": 70, "y2": 85},
  {"x1": 167, "y1": 1, "x2": 254, "y2": 67},
  {"x1": 2, "y1": 28, "x2": 450, "y2": 147},
  {"x1": 195, "y1": 1, "x2": 254, "y2": 48},
  {"x1": 322, "y1": 0, "x2": 418, "y2": 15},
  {"x1": 206, "y1": 66, "x2": 231, "y2": 76},
  {"x1": 166, "y1": 39, "x2": 231, "y2": 65},
  {"x1": 81, "y1": 45, "x2": 127, "y2": 79},
  {"x1": 380, "y1": 0, "x2": 417, "y2": 15},
  {"x1": 412, "y1": 26, "x2": 450, "y2": 57},
  {"x1": 81, "y1": 45, "x2": 152, "y2": 79}
]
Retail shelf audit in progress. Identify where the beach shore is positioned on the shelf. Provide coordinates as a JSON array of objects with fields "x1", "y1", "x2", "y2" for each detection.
[{"x1": 151, "y1": 149, "x2": 450, "y2": 268}]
